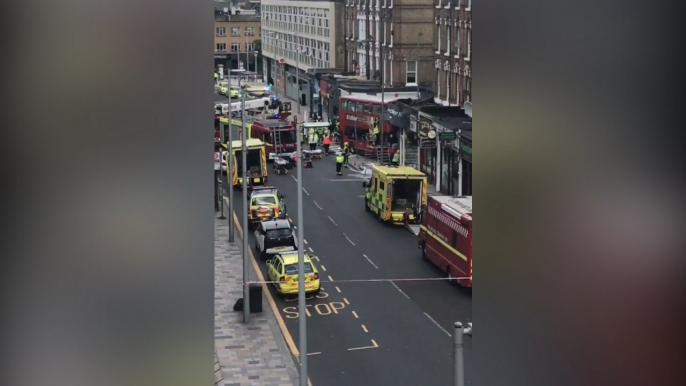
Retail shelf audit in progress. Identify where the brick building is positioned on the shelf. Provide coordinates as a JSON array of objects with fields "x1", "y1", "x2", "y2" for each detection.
[
  {"x1": 344, "y1": 0, "x2": 434, "y2": 89},
  {"x1": 214, "y1": 2, "x2": 263, "y2": 76},
  {"x1": 432, "y1": 0, "x2": 471, "y2": 106}
]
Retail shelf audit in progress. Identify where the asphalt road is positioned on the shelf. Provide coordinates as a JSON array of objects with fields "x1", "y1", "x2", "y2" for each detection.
[{"x1": 222, "y1": 141, "x2": 472, "y2": 385}]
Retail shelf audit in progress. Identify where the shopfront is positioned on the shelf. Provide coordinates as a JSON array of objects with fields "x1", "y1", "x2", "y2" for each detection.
[
  {"x1": 285, "y1": 65, "x2": 309, "y2": 107},
  {"x1": 457, "y1": 130, "x2": 472, "y2": 196}
]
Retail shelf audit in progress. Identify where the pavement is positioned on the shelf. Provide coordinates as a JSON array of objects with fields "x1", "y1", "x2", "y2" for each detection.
[
  {"x1": 215, "y1": 214, "x2": 299, "y2": 386},
  {"x1": 222, "y1": 152, "x2": 472, "y2": 385}
]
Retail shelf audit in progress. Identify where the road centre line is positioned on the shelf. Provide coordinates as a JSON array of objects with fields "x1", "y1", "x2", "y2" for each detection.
[
  {"x1": 320, "y1": 265, "x2": 326, "y2": 271},
  {"x1": 343, "y1": 298, "x2": 350, "y2": 305},
  {"x1": 361, "y1": 324, "x2": 369, "y2": 333},
  {"x1": 302, "y1": 187, "x2": 310, "y2": 196},
  {"x1": 328, "y1": 275, "x2": 334, "y2": 282},
  {"x1": 335, "y1": 286, "x2": 341, "y2": 293},
  {"x1": 308, "y1": 247, "x2": 314, "y2": 252},
  {"x1": 362, "y1": 254, "x2": 379, "y2": 269},
  {"x1": 304, "y1": 239, "x2": 308, "y2": 245},
  {"x1": 291, "y1": 175, "x2": 297, "y2": 182},
  {"x1": 347, "y1": 339, "x2": 379, "y2": 351},
  {"x1": 424, "y1": 312, "x2": 452, "y2": 337},
  {"x1": 342, "y1": 233, "x2": 356, "y2": 246},
  {"x1": 313, "y1": 200, "x2": 323, "y2": 210},
  {"x1": 352, "y1": 311, "x2": 359, "y2": 318},
  {"x1": 327, "y1": 216, "x2": 338, "y2": 226},
  {"x1": 389, "y1": 281, "x2": 410, "y2": 300}
]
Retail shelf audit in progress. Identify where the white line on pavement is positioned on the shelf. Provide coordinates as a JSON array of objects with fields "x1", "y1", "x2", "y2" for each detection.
[
  {"x1": 329, "y1": 179, "x2": 363, "y2": 182},
  {"x1": 291, "y1": 175, "x2": 297, "y2": 182},
  {"x1": 424, "y1": 312, "x2": 452, "y2": 337},
  {"x1": 362, "y1": 254, "x2": 379, "y2": 269},
  {"x1": 302, "y1": 187, "x2": 310, "y2": 196},
  {"x1": 313, "y1": 201, "x2": 323, "y2": 210},
  {"x1": 343, "y1": 233, "x2": 355, "y2": 246},
  {"x1": 308, "y1": 247, "x2": 314, "y2": 253},
  {"x1": 390, "y1": 281, "x2": 410, "y2": 300},
  {"x1": 328, "y1": 216, "x2": 338, "y2": 226}
]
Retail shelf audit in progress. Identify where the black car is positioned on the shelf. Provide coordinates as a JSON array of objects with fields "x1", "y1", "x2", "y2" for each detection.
[{"x1": 253, "y1": 219, "x2": 298, "y2": 261}]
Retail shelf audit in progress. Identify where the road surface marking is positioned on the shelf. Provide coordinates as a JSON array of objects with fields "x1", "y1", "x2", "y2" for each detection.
[
  {"x1": 304, "y1": 239, "x2": 308, "y2": 245},
  {"x1": 327, "y1": 216, "x2": 338, "y2": 226},
  {"x1": 335, "y1": 286, "x2": 341, "y2": 293},
  {"x1": 347, "y1": 339, "x2": 379, "y2": 351},
  {"x1": 307, "y1": 352, "x2": 322, "y2": 356},
  {"x1": 328, "y1": 275, "x2": 334, "y2": 282},
  {"x1": 343, "y1": 233, "x2": 356, "y2": 245},
  {"x1": 424, "y1": 312, "x2": 452, "y2": 337},
  {"x1": 361, "y1": 324, "x2": 369, "y2": 333},
  {"x1": 357, "y1": 195, "x2": 365, "y2": 198},
  {"x1": 320, "y1": 265, "x2": 327, "y2": 271},
  {"x1": 343, "y1": 297, "x2": 350, "y2": 305},
  {"x1": 229, "y1": 209, "x2": 300, "y2": 356},
  {"x1": 291, "y1": 175, "x2": 297, "y2": 182},
  {"x1": 313, "y1": 200, "x2": 323, "y2": 210},
  {"x1": 302, "y1": 187, "x2": 310, "y2": 196},
  {"x1": 308, "y1": 247, "x2": 314, "y2": 252},
  {"x1": 329, "y1": 179, "x2": 363, "y2": 182},
  {"x1": 352, "y1": 311, "x2": 359, "y2": 318},
  {"x1": 362, "y1": 254, "x2": 379, "y2": 269},
  {"x1": 389, "y1": 281, "x2": 410, "y2": 300}
]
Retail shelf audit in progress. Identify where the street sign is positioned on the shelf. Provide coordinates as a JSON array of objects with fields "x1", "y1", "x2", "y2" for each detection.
[{"x1": 439, "y1": 131, "x2": 457, "y2": 141}]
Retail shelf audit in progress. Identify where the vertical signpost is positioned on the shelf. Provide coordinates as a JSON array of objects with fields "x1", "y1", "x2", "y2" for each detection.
[{"x1": 294, "y1": 116, "x2": 307, "y2": 386}]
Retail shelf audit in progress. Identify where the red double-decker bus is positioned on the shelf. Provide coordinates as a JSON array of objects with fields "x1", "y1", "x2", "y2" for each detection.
[
  {"x1": 418, "y1": 195, "x2": 473, "y2": 287},
  {"x1": 338, "y1": 95, "x2": 399, "y2": 156}
]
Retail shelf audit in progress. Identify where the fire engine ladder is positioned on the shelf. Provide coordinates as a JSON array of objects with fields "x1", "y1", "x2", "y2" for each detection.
[{"x1": 272, "y1": 126, "x2": 282, "y2": 160}]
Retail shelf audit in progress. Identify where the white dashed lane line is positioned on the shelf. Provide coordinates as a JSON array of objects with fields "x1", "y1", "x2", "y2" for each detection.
[
  {"x1": 342, "y1": 233, "x2": 355, "y2": 246},
  {"x1": 362, "y1": 254, "x2": 379, "y2": 269},
  {"x1": 327, "y1": 216, "x2": 338, "y2": 226},
  {"x1": 313, "y1": 201, "x2": 323, "y2": 210}
]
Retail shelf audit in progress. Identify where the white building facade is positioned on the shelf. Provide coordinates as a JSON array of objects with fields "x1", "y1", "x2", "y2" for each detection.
[{"x1": 261, "y1": 0, "x2": 345, "y2": 106}]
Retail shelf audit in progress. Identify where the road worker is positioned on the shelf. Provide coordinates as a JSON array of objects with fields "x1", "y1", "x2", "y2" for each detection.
[
  {"x1": 309, "y1": 130, "x2": 317, "y2": 151},
  {"x1": 322, "y1": 133, "x2": 331, "y2": 155}
]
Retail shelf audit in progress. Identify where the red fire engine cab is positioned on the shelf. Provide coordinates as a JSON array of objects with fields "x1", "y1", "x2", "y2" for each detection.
[{"x1": 418, "y1": 195, "x2": 473, "y2": 287}]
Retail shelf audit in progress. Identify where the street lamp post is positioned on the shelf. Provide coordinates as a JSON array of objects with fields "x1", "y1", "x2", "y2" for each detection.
[
  {"x1": 240, "y1": 86, "x2": 250, "y2": 323},
  {"x1": 295, "y1": 27, "x2": 301, "y2": 116},
  {"x1": 294, "y1": 117, "x2": 307, "y2": 386}
]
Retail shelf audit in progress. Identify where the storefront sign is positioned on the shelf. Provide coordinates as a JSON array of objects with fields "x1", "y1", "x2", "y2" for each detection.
[
  {"x1": 459, "y1": 139, "x2": 472, "y2": 162},
  {"x1": 439, "y1": 131, "x2": 457, "y2": 141},
  {"x1": 386, "y1": 102, "x2": 411, "y2": 128},
  {"x1": 214, "y1": 54, "x2": 228, "y2": 60}
]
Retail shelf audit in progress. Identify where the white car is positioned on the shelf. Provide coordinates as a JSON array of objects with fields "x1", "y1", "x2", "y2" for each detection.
[{"x1": 254, "y1": 219, "x2": 298, "y2": 261}]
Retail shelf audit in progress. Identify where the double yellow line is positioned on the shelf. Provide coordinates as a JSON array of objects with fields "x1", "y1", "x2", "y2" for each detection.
[{"x1": 224, "y1": 198, "x2": 313, "y2": 386}]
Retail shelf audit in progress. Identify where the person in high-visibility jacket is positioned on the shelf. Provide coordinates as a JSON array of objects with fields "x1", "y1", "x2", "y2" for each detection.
[
  {"x1": 322, "y1": 134, "x2": 331, "y2": 155},
  {"x1": 214, "y1": 72, "x2": 218, "y2": 84},
  {"x1": 392, "y1": 149, "x2": 400, "y2": 166},
  {"x1": 342, "y1": 142, "x2": 350, "y2": 167},
  {"x1": 309, "y1": 130, "x2": 317, "y2": 151},
  {"x1": 373, "y1": 119, "x2": 380, "y2": 146},
  {"x1": 335, "y1": 151, "x2": 345, "y2": 175}
]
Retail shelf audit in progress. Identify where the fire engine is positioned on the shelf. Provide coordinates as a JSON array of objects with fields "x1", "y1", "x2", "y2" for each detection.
[{"x1": 418, "y1": 195, "x2": 473, "y2": 287}]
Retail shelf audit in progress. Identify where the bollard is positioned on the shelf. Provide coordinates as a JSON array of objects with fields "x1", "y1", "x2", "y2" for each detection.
[{"x1": 454, "y1": 322, "x2": 465, "y2": 386}]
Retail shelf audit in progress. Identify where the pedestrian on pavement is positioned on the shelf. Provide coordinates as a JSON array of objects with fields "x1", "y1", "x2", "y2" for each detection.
[
  {"x1": 335, "y1": 151, "x2": 344, "y2": 175},
  {"x1": 309, "y1": 130, "x2": 317, "y2": 151},
  {"x1": 322, "y1": 133, "x2": 331, "y2": 155}
]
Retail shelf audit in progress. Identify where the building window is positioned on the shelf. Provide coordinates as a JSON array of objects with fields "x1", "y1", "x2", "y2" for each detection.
[
  {"x1": 466, "y1": 28, "x2": 471, "y2": 61},
  {"x1": 231, "y1": 43, "x2": 240, "y2": 53},
  {"x1": 466, "y1": 0, "x2": 472, "y2": 10},
  {"x1": 406, "y1": 61, "x2": 417, "y2": 85},
  {"x1": 246, "y1": 27, "x2": 254, "y2": 36},
  {"x1": 216, "y1": 43, "x2": 226, "y2": 51},
  {"x1": 216, "y1": 27, "x2": 226, "y2": 37},
  {"x1": 231, "y1": 27, "x2": 240, "y2": 37},
  {"x1": 246, "y1": 43, "x2": 254, "y2": 52}
]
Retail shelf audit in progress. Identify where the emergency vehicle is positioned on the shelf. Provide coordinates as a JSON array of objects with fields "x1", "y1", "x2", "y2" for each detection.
[
  {"x1": 221, "y1": 117, "x2": 297, "y2": 161},
  {"x1": 418, "y1": 195, "x2": 472, "y2": 287},
  {"x1": 363, "y1": 165, "x2": 428, "y2": 225},
  {"x1": 221, "y1": 138, "x2": 268, "y2": 188}
]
